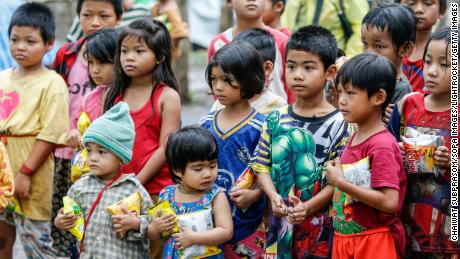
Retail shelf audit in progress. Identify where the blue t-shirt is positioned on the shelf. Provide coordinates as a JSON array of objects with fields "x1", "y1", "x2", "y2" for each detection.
[{"x1": 200, "y1": 109, "x2": 266, "y2": 242}]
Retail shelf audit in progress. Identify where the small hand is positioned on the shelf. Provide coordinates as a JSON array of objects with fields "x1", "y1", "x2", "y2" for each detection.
[
  {"x1": 172, "y1": 227, "x2": 195, "y2": 250},
  {"x1": 112, "y1": 207, "x2": 140, "y2": 233},
  {"x1": 65, "y1": 129, "x2": 82, "y2": 149},
  {"x1": 287, "y1": 196, "x2": 308, "y2": 225},
  {"x1": 230, "y1": 189, "x2": 260, "y2": 209},
  {"x1": 434, "y1": 146, "x2": 450, "y2": 176},
  {"x1": 54, "y1": 208, "x2": 79, "y2": 230},
  {"x1": 14, "y1": 172, "x2": 31, "y2": 199},
  {"x1": 325, "y1": 159, "x2": 344, "y2": 187},
  {"x1": 270, "y1": 193, "x2": 287, "y2": 217},
  {"x1": 383, "y1": 104, "x2": 394, "y2": 125},
  {"x1": 150, "y1": 210, "x2": 177, "y2": 234}
]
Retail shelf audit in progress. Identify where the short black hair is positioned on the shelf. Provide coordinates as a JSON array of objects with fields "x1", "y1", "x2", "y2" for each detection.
[
  {"x1": 166, "y1": 126, "x2": 219, "y2": 183},
  {"x1": 8, "y1": 2, "x2": 55, "y2": 43},
  {"x1": 362, "y1": 3, "x2": 416, "y2": 51},
  {"x1": 76, "y1": 0, "x2": 123, "y2": 18},
  {"x1": 86, "y1": 28, "x2": 120, "y2": 64},
  {"x1": 206, "y1": 41, "x2": 265, "y2": 99},
  {"x1": 335, "y1": 52, "x2": 396, "y2": 111},
  {"x1": 423, "y1": 27, "x2": 451, "y2": 64},
  {"x1": 395, "y1": 0, "x2": 447, "y2": 12},
  {"x1": 286, "y1": 25, "x2": 338, "y2": 70},
  {"x1": 233, "y1": 28, "x2": 276, "y2": 63}
]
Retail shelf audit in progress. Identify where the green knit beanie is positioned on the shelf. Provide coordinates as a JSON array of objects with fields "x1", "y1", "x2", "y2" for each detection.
[{"x1": 82, "y1": 102, "x2": 134, "y2": 164}]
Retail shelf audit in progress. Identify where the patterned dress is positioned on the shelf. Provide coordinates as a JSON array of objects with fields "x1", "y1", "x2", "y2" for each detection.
[{"x1": 159, "y1": 184, "x2": 224, "y2": 259}]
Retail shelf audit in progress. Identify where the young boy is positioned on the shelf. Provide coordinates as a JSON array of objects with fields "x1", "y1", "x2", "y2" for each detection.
[
  {"x1": 397, "y1": 0, "x2": 447, "y2": 93},
  {"x1": 361, "y1": 3, "x2": 416, "y2": 123},
  {"x1": 208, "y1": 0, "x2": 292, "y2": 103},
  {"x1": 0, "y1": 3, "x2": 70, "y2": 258},
  {"x1": 250, "y1": 26, "x2": 350, "y2": 259},
  {"x1": 52, "y1": 0, "x2": 122, "y2": 256},
  {"x1": 326, "y1": 52, "x2": 406, "y2": 259},
  {"x1": 389, "y1": 28, "x2": 458, "y2": 258},
  {"x1": 55, "y1": 102, "x2": 153, "y2": 258},
  {"x1": 210, "y1": 28, "x2": 286, "y2": 115},
  {"x1": 262, "y1": 0, "x2": 290, "y2": 36}
]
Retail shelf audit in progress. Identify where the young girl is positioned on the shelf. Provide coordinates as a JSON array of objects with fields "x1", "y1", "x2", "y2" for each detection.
[
  {"x1": 199, "y1": 42, "x2": 266, "y2": 257},
  {"x1": 55, "y1": 102, "x2": 153, "y2": 259},
  {"x1": 389, "y1": 28, "x2": 458, "y2": 257},
  {"x1": 148, "y1": 126, "x2": 233, "y2": 258},
  {"x1": 104, "y1": 18, "x2": 181, "y2": 258},
  {"x1": 65, "y1": 28, "x2": 120, "y2": 148}
]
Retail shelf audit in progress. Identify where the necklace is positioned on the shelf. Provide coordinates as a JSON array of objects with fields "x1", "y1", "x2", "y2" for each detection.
[{"x1": 177, "y1": 184, "x2": 202, "y2": 195}]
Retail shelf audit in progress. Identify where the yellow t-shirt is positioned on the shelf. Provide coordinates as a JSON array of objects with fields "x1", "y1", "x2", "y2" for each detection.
[{"x1": 0, "y1": 68, "x2": 69, "y2": 220}]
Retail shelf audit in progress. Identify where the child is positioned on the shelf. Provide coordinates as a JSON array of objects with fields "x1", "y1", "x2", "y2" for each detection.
[
  {"x1": 104, "y1": 17, "x2": 181, "y2": 258},
  {"x1": 55, "y1": 102, "x2": 153, "y2": 258},
  {"x1": 208, "y1": 0, "x2": 292, "y2": 103},
  {"x1": 210, "y1": 28, "x2": 287, "y2": 115},
  {"x1": 389, "y1": 28, "x2": 458, "y2": 258},
  {"x1": 397, "y1": 0, "x2": 447, "y2": 93},
  {"x1": 200, "y1": 42, "x2": 266, "y2": 257},
  {"x1": 52, "y1": 1, "x2": 122, "y2": 256},
  {"x1": 0, "y1": 3, "x2": 70, "y2": 258},
  {"x1": 66, "y1": 28, "x2": 120, "y2": 148},
  {"x1": 148, "y1": 126, "x2": 233, "y2": 258},
  {"x1": 324, "y1": 52, "x2": 406, "y2": 259},
  {"x1": 250, "y1": 26, "x2": 350, "y2": 258},
  {"x1": 361, "y1": 3, "x2": 416, "y2": 123},
  {"x1": 262, "y1": 0, "x2": 291, "y2": 36}
]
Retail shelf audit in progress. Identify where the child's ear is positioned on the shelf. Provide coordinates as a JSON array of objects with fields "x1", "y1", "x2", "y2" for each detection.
[
  {"x1": 173, "y1": 169, "x2": 184, "y2": 179},
  {"x1": 398, "y1": 42, "x2": 414, "y2": 58},
  {"x1": 274, "y1": 1, "x2": 284, "y2": 13},
  {"x1": 45, "y1": 39, "x2": 55, "y2": 52},
  {"x1": 372, "y1": 89, "x2": 387, "y2": 106},
  {"x1": 263, "y1": 60, "x2": 274, "y2": 77},
  {"x1": 325, "y1": 64, "x2": 337, "y2": 82}
]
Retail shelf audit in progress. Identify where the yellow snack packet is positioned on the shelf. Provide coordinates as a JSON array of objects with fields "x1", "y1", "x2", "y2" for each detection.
[
  {"x1": 177, "y1": 208, "x2": 221, "y2": 258},
  {"x1": 63, "y1": 196, "x2": 85, "y2": 241},
  {"x1": 0, "y1": 143, "x2": 14, "y2": 210},
  {"x1": 6, "y1": 197, "x2": 22, "y2": 215},
  {"x1": 148, "y1": 200, "x2": 179, "y2": 238},
  {"x1": 70, "y1": 148, "x2": 90, "y2": 183},
  {"x1": 231, "y1": 167, "x2": 256, "y2": 192},
  {"x1": 107, "y1": 192, "x2": 141, "y2": 238},
  {"x1": 77, "y1": 112, "x2": 91, "y2": 134}
]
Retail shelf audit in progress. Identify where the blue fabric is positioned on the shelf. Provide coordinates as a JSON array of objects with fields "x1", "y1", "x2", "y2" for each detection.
[
  {"x1": 200, "y1": 109, "x2": 266, "y2": 243},
  {"x1": 159, "y1": 184, "x2": 223, "y2": 259}
]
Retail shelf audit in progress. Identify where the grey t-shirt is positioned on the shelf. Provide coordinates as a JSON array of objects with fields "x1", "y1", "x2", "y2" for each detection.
[{"x1": 391, "y1": 75, "x2": 412, "y2": 104}]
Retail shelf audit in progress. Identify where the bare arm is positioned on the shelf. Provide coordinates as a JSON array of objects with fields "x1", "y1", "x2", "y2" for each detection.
[
  {"x1": 136, "y1": 88, "x2": 181, "y2": 184},
  {"x1": 257, "y1": 173, "x2": 287, "y2": 216}
]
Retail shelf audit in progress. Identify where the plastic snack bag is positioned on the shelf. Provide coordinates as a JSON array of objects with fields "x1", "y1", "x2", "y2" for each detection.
[
  {"x1": 148, "y1": 200, "x2": 180, "y2": 238},
  {"x1": 63, "y1": 196, "x2": 85, "y2": 241},
  {"x1": 107, "y1": 192, "x2": 141, "y2": 238},
  {"x1": 177, "y1": 208, "x2": 221, "y2": 259},
  {"x1": 401, "y1": 128, "x2": 444, "y2": 176},
  {"x1": 230, "y1": 167, "x2": 256, "y2": 192},
  {"x1": 70, "y1": 112, "x2": 92, "y2": 183},
  {"x1": 340, "y1": 157, "x2": 371, "y2": 207},
  {"x1": 0, "y1": 143, "x2": 14, "y2": 211}
]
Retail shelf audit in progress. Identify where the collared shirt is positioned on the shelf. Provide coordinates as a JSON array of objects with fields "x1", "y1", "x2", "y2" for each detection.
[
  {"x1": 68, "y1": 173, "x2": 153, "y2": 259},
  {"x1": 52, "y1": 36, "x2": 87, "y2": 83}
]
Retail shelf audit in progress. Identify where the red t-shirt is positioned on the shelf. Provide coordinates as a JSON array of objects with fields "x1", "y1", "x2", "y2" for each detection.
[
  {"x1": 118, "y1": 84, "x2": 173, "y2": 195},
  {"x1": 332, "y1": 129, "x2": 406, "y2": 256},
  {"x1": 402, "y1": 57, "x2": 425, "y2": 94}
]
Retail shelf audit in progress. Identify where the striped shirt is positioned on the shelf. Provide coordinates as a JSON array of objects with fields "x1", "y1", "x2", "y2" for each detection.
[{"x1": 68, "y1": 173, "x2": 153, "y2": 259}]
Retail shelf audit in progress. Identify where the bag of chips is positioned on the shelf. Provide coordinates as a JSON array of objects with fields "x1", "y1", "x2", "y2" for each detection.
[
  {"x1": 0, "y1": 143, "x2": 14, "y2": 210},
  {"x1": 70, "y1": 112, "x2": 92, "y2": 183},
  {"x1": 177, "y1": 208, "x2": 221, "y2": 259},
  {"x1": 63, "y1": 196, "x2": 85, "y2": 241},
  {"x1": 107, "y1": 192, "x2": 141, "y2": 238},
  {"x1": 401, "y1": 128, "x2": 444, "y2": 175},
  {"x1": 230, "y1": 167, "x2": 256, "y2": 192},
  {"x1": 148, "y1": 200, "x2": 180, "y2": 239}
]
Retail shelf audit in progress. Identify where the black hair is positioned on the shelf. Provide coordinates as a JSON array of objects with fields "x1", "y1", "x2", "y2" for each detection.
[
  {"x1": 337, "y1": 48, "x2": 346, "y2": 58},
  {"x1": 85, "y1": 28, "x2": 120, "y2": 86},
  {"x1": 286, "y1": 25, "x2": 338, "y2": 70},
  {"x1": 206, "y1": 42, "x2": 265, "y2": 99},
  {"x1": 104, "y1": 18, "x2": 178, "y2": 111},
  {"x1": 76, "y1": 0, "x2": 123, "y2": 18},
  {"x1": 335, "y1": 52, "x2": 396, "y2": 111},
  {"x1": 362, "y1": 3, "x2": 416, "y2": 51},
  {"x1": 8, "y1": 2, "x2": 55, "y2": 43},
  {"x1": 166, "y1": 126, "x2": 218, "y2": 183},
  {"x1": 395, "y1": 0, "x2": 447, "y2": 12},
  {"x1": 233, "y1": 28, "x2": 276, "y2": 63},
  {"x1": 423, "y1": 27, "x2": 451, "y2": 67}
]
